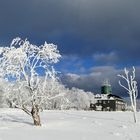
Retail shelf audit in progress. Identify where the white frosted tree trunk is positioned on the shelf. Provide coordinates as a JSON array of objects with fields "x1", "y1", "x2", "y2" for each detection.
[{"x1": 118, "y1": 67, "x2": 138, "y2": 123}]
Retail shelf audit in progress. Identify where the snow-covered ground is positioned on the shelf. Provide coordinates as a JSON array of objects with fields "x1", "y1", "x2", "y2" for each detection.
[{"x1": 0, "y1": 109, "x2": 140, "y2": 140}]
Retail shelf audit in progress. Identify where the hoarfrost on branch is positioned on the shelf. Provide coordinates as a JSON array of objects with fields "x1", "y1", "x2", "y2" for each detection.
[
  {"x1": 118, "y1": 67, "x2": 138, "y2": 123},
  {"x1": 0, "y1": 37, "x2": 62, "y2": 126}
]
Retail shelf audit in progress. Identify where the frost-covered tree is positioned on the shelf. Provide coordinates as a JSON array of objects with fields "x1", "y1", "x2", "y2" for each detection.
[
  {"x1": 0, "y1": 37, "x2": 61, "y2": 126},
  {"x1": 118, "y1": 67, "x2": 138, "y2": 123},
  {"x1": 37, "y1": 75, "x2": 68, "y2": 110},
  {"x1": 66, "y1": 87, "x2": 94, "y2": 110},
  {"x1": 0, "y1": 79, "x2": 5, "y2": 108},
  {"x1": 0, "y1": 78, "x2": 10, "y2": 108}
]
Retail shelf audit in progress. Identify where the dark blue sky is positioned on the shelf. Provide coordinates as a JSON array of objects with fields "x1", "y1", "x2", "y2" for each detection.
[{"x1": 0, "y1": 0, "x2": 140, "y2": 96}]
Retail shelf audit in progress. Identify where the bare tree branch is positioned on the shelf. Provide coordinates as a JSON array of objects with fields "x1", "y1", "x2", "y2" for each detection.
[{"x1": 118, "y1": 67, "x2": 138, "y2": 123}]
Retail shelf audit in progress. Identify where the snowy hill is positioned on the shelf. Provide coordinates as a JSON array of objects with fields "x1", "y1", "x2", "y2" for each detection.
[{"x1": 0, "y1": 109, "x2": 140, "y2": 140}]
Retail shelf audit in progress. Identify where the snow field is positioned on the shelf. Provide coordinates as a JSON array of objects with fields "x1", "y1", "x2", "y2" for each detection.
[{"x1": 0, "y1": 109, "x2": 140, "y2": 140}]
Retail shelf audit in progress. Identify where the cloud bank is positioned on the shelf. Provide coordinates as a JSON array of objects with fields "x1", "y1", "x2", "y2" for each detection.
[{"x1": 61, "y1": 66, "x2": 140, "y2": 98}]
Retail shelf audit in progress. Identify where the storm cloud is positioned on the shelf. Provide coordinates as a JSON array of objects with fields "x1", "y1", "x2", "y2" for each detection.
[{"x1": 0, "y1": 0, "x2": 140, "y2": 64}]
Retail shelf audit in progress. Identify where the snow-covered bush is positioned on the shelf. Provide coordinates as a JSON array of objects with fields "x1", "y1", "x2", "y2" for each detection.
[
  {"x1": 38, "y1": 81, "x2": 95, "y2": 110},
  {"x1": 65, "y1": 87, "x2": 95, "y2": 110},
  {"x1": 38, "y1": 78, "x2": 69, "y2": 110},
  {"x1": 0, "y1": 78, "x2": 10, "y2": 108}
]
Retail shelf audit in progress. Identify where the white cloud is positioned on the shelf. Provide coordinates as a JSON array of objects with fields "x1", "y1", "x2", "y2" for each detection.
[{"x1": 93, "y1": 52, "x2": 118, "y2": 64}]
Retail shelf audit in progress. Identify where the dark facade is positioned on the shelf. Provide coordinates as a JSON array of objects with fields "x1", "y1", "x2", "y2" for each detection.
[{"x1": 90, "y1": 94, "x2": 126, "y2": 111}]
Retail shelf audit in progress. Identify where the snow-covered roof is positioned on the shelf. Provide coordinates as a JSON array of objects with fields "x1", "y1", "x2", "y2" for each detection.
[{"x1": 95, "y1": 94, "x2": 124, "y2": 100}]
